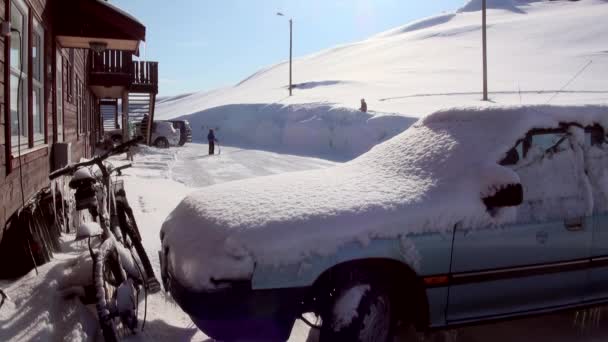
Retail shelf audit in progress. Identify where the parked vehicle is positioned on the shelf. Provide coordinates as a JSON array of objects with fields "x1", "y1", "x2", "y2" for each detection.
[
  {"x1": 168, "y1": 120, "x2": 193, "y2": 146},
  {"x1": 135, "y1": 121, "x2": 181, "y2": 148},
  {"x1": 50, "y1": 139, "x2": 160, "y2": 342},
  {"x1": 159, "y1": 106, "x2": 608, "y2": 342}
]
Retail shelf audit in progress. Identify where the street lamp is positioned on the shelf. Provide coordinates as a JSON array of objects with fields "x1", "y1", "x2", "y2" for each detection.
[{"x1": 277, "y1": 12, "x2": 293, "y2": 96}]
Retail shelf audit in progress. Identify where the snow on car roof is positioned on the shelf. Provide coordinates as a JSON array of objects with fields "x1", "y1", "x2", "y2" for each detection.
[{"x1": 161, "y1": 105, "x2": 608, "y2": 290}]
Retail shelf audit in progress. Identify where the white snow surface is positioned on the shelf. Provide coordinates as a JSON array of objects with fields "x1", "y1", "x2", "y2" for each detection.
[
  {"x1": 161, "y1": 105, "x2": 608, "y2": 290},
  {"x1": 0, "y1": 145, "x2": 334, "y2": 342},
  {"x1": 457, "y1": 0, "x2": 524, "y2": 13},
  {"x1": 155, "y1": 0, "x2": 608, "y2": 160},
  {"x1": 174, "y1": 104, "x2": 415, "y2": 160},
  {"x1": 5, "y1": 140, "x2": 608, "y2": 341},
  {"x1": 332, "y1": 285, "x2": 370, "y2": 332},
  {"x1": 4, "y1": 0, "x2": 608, "y2": 340}
]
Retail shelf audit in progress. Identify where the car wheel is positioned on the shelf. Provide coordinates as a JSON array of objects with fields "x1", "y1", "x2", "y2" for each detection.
[
  {"x1": 319, "y1": 280, "x2": 394, "y2": 342},
  {"x1": 154, "y1": 137, "x2": 169, "y2": 148}
]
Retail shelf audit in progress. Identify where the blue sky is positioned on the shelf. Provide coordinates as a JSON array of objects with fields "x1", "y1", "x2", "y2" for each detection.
[{"x1": 113, "y1": 0, "x2": 465, "y2": 97}]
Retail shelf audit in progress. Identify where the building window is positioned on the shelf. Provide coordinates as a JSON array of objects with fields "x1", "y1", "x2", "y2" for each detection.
[
  {"x1": 77, "y1": 78, "x2": 85, "y2": 135},
  {"x1": 32, "y1": 19, "x2": 44, "y2": 145},
  {"x1": 56, "y1": 50, "x2": 63, "y2": 142},
  {"x1": 76, "y1": 78, "x2": 81, "y2": 134},
  {"x1": 68, "y1": 50, "x2": 75, "y2": 103},
  {"x1": 9, "y1": 0, "x2": 29, "y2": 151}
]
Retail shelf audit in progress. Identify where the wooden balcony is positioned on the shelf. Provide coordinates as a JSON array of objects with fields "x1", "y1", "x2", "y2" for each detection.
[
  {"x1": 131, "y1": 60, "x2": 159, "y2": 94},
  {"x1": 89, "y1": 50, "x2": 158, "y2": 96}
]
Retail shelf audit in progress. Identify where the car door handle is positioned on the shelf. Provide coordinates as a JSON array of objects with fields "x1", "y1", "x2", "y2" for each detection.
[{"x1": 564, "y1": 218, "x2": 584, "y2": 231}]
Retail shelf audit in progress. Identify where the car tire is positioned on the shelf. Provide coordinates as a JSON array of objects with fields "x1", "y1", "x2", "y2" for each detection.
[
  {"x1": 154, "y1": 137, "x2": 169, "y2": 148},
  {"x1": 319, "y1": 280, "x2": 394, "y2": 342}
]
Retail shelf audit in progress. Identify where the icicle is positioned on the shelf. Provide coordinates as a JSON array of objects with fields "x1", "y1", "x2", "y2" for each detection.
[
  {"x1": 51, "y1": 179, "x2": 57, "y2": 219},
  {"x1": 60, "y1": 177, "x2": 66, "y2": 232}
]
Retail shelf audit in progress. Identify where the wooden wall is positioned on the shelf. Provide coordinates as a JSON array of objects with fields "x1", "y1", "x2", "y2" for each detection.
[{"x1": 0, "y1": 0, "x2": 98, "y2": 239}]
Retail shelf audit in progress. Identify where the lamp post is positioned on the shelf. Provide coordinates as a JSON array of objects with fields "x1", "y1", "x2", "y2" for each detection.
[
  {"x1": 277, "y1": 12, "x2": 293, "y2": 96},
  {"x1": 482, "y1": 0, "x2": 488, "y2": 101}
]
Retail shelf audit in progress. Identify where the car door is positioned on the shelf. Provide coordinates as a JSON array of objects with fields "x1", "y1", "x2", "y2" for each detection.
[
  {"x1": 584, "y1": 125, "x2": 608, "y2": 302},
  {"x1": 447, "y1": 127, "x2": 592, "y2": 323}
]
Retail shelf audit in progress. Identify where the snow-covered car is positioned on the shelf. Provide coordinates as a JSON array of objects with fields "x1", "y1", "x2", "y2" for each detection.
[
  {"x1": 152, "y1": 121, "x2": 181, "y2": 148},
  {"x1": 135, "y1": 121, "x2": 181, "y2": 148},
  {"x1": 167, "y1": 120, "x2": 193, "y2": 146},
  {"x1": 160, "y1": 105, "x2": 608, "y2": 342}
]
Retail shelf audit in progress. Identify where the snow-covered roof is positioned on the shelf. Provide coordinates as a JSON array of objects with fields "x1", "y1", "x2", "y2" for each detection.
[{"x1": 161, "y1": 105, "x2": 608, "y2": 290}]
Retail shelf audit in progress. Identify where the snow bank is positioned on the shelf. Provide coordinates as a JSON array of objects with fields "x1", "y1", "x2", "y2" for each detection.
[
  {"x1": 457, "y1": 0, "x2": 525, "y2": 13},
  {"x1": 0, "y1": 245, "x2": 99, "y2": 342},
  {"x1": 176, "y1": 104, "x2": 415, "y2": 160},
  {"x1": 161, "y1": 105, "x2": 608, "y2": 290},
  {"x1": 156, "y1": 0, "x2": 608, "y2": 129},
  {"x1": 374, "y1": 13, "x2": 457, "y2": 38}
]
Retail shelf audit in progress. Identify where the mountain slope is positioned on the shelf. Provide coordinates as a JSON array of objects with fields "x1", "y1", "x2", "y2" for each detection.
[{"x1": 155, "y1": 0, "x2": 608, "y2": 158}]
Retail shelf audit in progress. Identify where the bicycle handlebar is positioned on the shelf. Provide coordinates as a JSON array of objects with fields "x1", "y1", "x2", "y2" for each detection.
[
  {"x1": 49, "y1": 138, "x2": 140, "y2": 180},
  {"x1": 112, "y1": 164, "x2": 132, "y2": 175}
]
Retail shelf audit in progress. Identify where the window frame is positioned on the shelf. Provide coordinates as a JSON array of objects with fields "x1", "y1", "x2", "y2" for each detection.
[
  {"x1": 76, "y1": 77, "x2": 81, "y2": 134},
  {"x1": 31, "y1": 17, "x2": 44, "y2": 146},
  {"x1": 67, "y1": 49, "x2": 75, "y2": 104},
  {"x1": 500, "y1": 127, "x2": 570, "y2": 166},
  {"x1": 56, "y1": 49, "x2": 64, "y2": 142},
  {"x1": 586, "y1": 124, "x2": 606, "y2": 147},
  {"x1": 9, "y1": 0, "x2": 29, "y2": 153}
]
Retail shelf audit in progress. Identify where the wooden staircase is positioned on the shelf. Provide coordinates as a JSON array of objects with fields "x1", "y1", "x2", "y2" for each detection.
[{"x1": 89, "y1": 50, "x2": 159, "y2": 145}]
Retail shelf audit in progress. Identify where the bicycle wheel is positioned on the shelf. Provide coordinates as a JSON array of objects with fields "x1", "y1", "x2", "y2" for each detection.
[
  {"x1": 116, "y1": 194, "x2": 161, "y2": 293},
  {"x1": 94, "y1": 238, "x2": 140, "y2": 341}
]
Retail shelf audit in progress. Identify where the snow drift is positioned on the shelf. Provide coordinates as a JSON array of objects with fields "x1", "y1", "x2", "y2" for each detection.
[
  {"x1": 178, "y1": 104, "x2": 414, "y2": 160},
  {"x1": 457, "y1": 0, "x2": 525, "y2": 13},
  {"x1": 161, "y1": 105, "x2": 608, "y2": 290}
]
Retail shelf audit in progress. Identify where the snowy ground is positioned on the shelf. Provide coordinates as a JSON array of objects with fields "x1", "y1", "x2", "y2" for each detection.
[
  {"x1": 3, "y1": 142, "x2": 608, "y2": 341},
  {"x1": 3, "y1": 0, "x2": 608, "y2": 339}
]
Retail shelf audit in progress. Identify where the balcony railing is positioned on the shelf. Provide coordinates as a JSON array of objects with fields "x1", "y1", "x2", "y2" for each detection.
[
  {"x1": 89, "y1": 50, "x2": 158, "y2": 94},
  {"x1": 131, "y1": 61, "x2": 158, "y2": 93}
]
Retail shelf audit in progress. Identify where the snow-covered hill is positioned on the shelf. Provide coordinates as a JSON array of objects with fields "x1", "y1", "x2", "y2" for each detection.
[{"x1": 155, "y1": 0, "x2": 608, "y2": 158}]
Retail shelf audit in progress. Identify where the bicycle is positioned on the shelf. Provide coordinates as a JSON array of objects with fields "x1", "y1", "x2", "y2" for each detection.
[{"x1": 50, "y1": 138, "x2": 160, "y2": 341}]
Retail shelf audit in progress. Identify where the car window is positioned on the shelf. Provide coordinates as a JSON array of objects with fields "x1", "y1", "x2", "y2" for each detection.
[
  {"x1": 500, "y1": 129, "x2": 568, "y2": 166},
  {"x1": 529, "y1": 131, "x2": 568, "y2": 156},
  {"x1": 586, "y1": 124, "x2": 605, "y2": 147}
]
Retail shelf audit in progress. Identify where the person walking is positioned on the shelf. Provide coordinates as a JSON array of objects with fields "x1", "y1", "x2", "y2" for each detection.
[
  {"x1": 359, "y1": 98, "x2": 368, "y2": 113},
  {"x1": 208, "y1": 129, "x2": 218, "y2": 155}
]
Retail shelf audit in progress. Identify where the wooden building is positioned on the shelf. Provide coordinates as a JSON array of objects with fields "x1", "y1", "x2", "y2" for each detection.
[{"x1": 0, "y1": 0, "x2": 158, "y2": 274}]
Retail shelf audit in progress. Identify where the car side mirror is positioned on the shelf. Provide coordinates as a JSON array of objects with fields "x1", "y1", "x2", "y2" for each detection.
[{"x1": 482, "y1": 183, "x2": 523, "y2": 210}]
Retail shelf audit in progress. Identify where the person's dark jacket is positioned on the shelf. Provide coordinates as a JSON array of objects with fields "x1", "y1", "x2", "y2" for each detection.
[{"x1": 208, "y1": 131, "x2": 216, "y2": 143}]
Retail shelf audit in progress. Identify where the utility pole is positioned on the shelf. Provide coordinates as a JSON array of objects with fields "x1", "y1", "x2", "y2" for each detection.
[
  {"x1": 277, "y1": 12, "x2": 293, "y2": 96},
  {"x1": 482, "y1": 0, "x2": 488, "y2": 101},
  {"x1": 289, "y1": 18, "x2": 293, "y2": 96}
]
